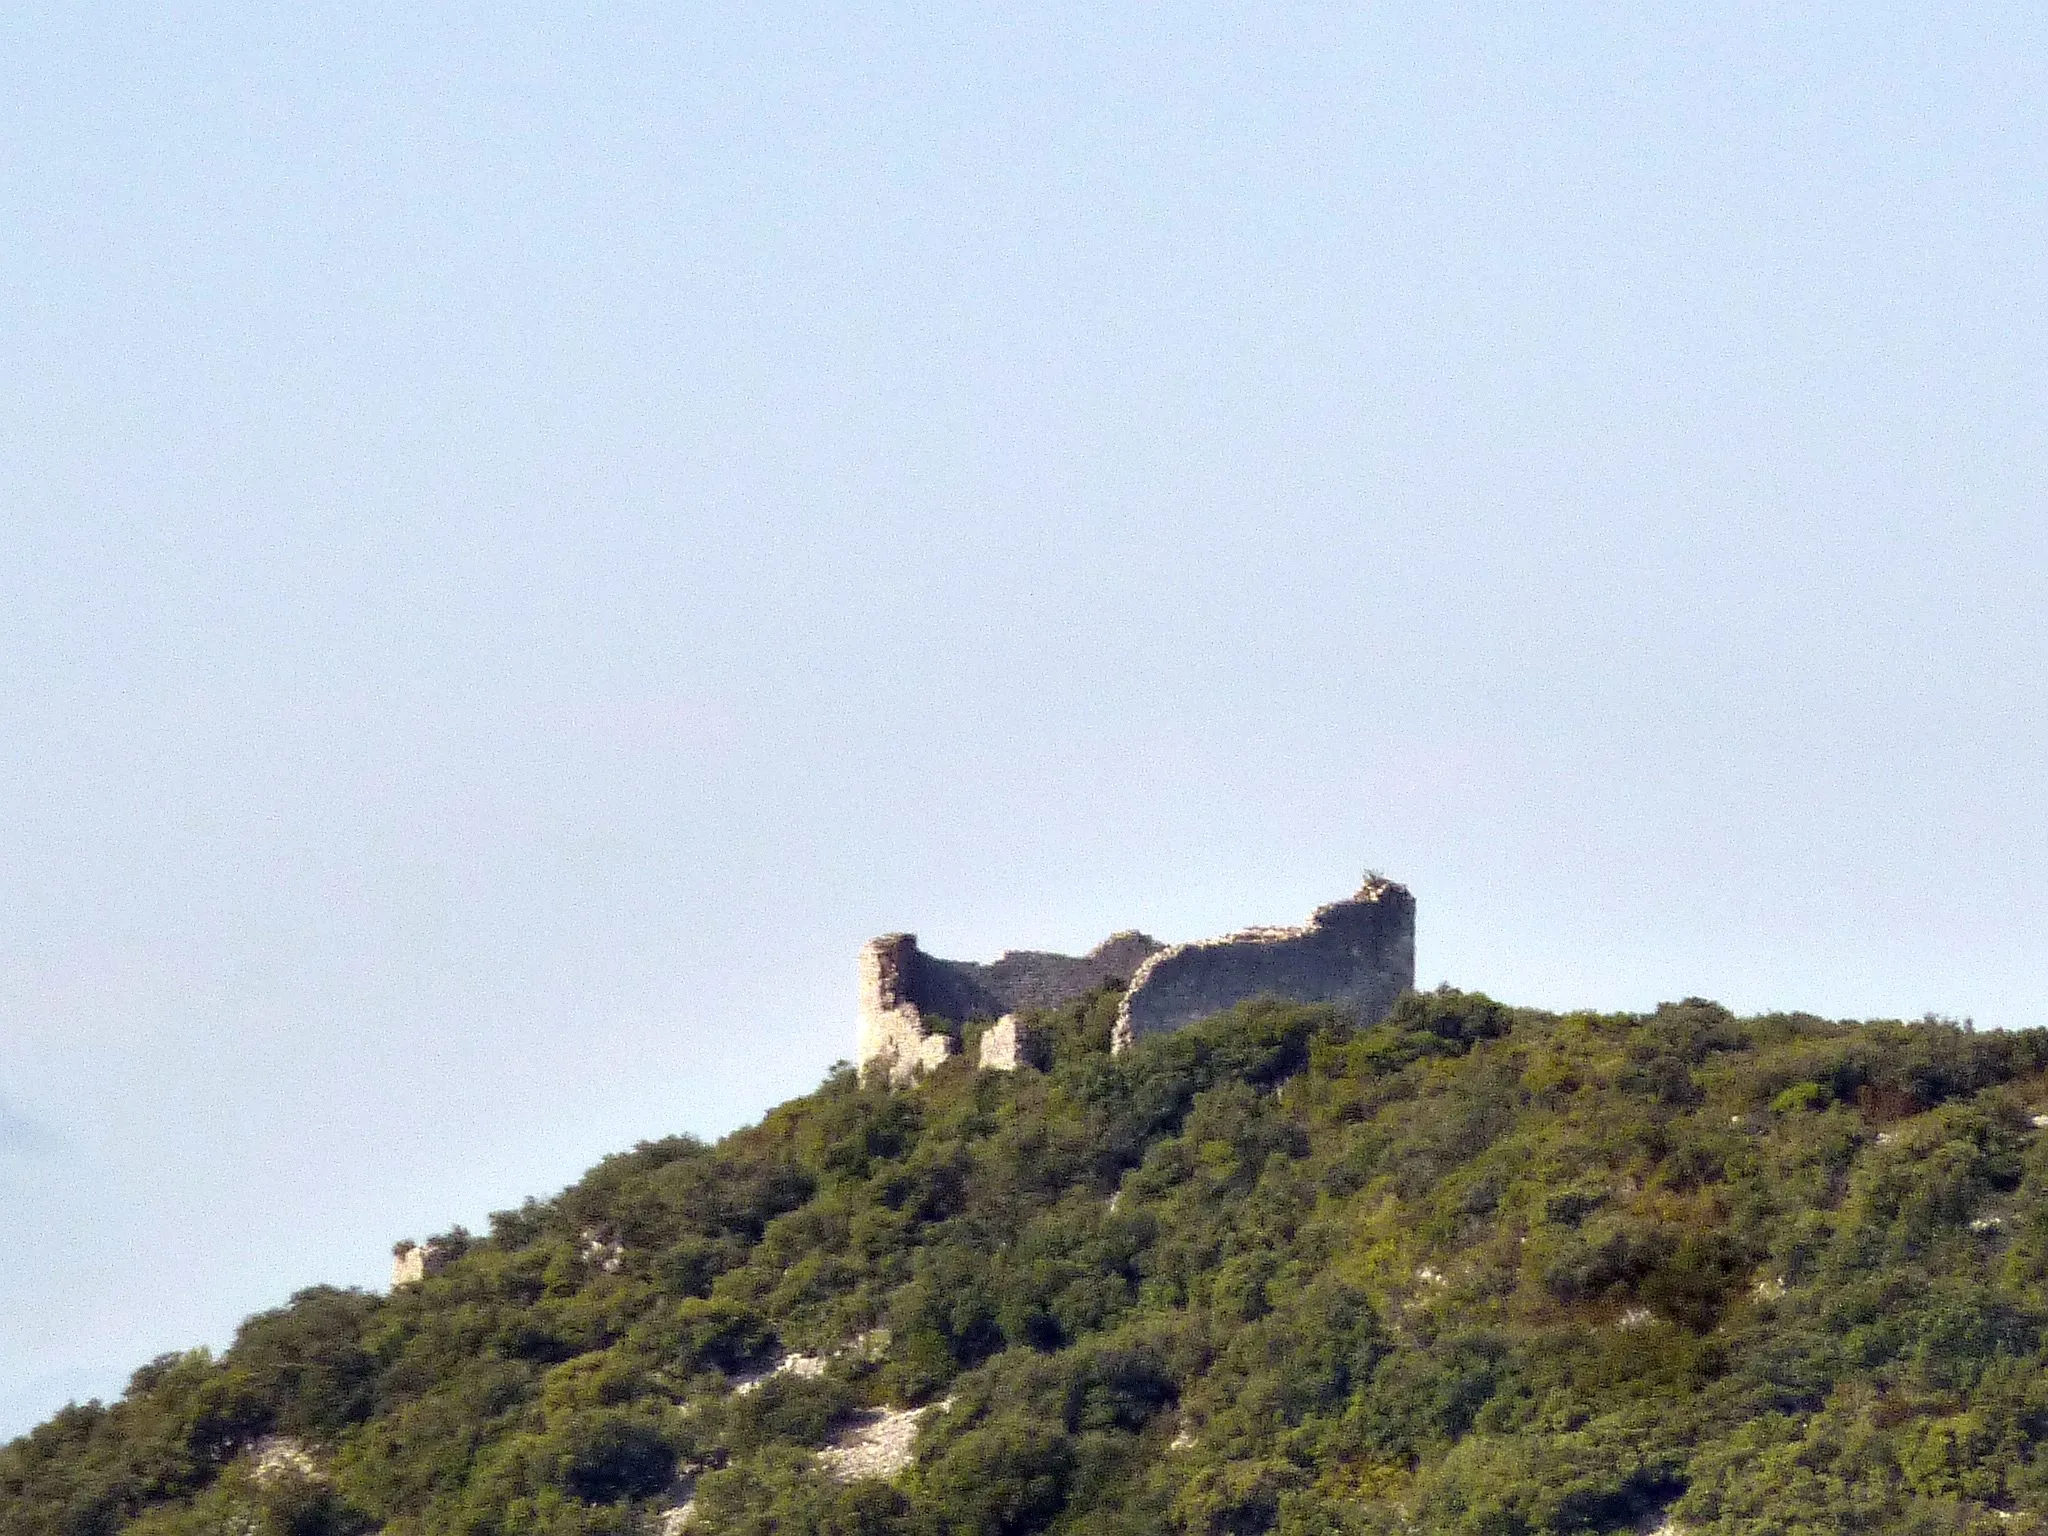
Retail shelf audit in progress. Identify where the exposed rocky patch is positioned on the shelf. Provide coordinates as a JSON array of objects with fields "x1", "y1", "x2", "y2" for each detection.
[
  {"x1": 248, "y1": 1435, "x2": 320, "y2": 1486},
  {"x1": 817, "y1": 1401, "x2": 950, "y2": 1482},
  {"x1": 579, "y1": 1226, "x2": 625, "y2": 1273},
  {"x1": 730, "y1": 1352, "x2": 827, "y2": 1396}
]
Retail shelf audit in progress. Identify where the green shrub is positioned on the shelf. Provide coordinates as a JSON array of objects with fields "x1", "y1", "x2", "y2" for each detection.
[{"x1": 14, "y1": 990, "x2": 2048, "y2": 1536}]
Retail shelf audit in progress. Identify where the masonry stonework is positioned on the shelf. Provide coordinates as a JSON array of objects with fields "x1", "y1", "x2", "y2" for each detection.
[
  {"x1": 857, "y1": 878, "x2": 1415, "y2": 1083},
  {"x1": 391, "y1": 1240, "x2": 452, "y2": 1288},
  {"x1": 1111, "y1": 877, "x2": 1414, "y2": 1050},
  {"x1": 858, "y1": 929, "x2": 1162, "y2": 1085},
  {"x1": 857, "y1": 934, "x2": 958, "y2": 1086},
  {"x1": 976, "y1": 1014, "x2": 1049, "y2": 1072}
]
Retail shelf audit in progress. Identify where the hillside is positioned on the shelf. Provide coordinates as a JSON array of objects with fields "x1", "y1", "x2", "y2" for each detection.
[{"x1": 9, "y1": 988, "x2": 2048, "y2": 1536}]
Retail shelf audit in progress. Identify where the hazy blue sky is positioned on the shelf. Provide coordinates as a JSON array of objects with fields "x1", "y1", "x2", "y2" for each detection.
[{"x1": 4, "y1": 2, "x2": 2046, "y2": 1436}]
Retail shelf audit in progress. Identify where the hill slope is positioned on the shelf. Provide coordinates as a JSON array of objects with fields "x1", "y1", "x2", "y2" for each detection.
[{"x1": 9, "y1": 988, "x2": 2048, "y2": 1536}]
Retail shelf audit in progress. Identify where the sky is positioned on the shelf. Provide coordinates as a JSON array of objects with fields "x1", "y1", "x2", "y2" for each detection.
[{"x1": 3, "y1": 1, "x2": 2046, "y2": 1438}]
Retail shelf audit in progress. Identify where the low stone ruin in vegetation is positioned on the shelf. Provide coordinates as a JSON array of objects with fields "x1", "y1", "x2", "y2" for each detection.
[{"x1": 389, "y1": 1239, "x2": 452, "y2": 1288}]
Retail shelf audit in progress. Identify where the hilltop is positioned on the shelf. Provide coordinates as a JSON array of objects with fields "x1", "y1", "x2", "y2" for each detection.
[{"x1": 8, "y1": 987, "x2": 2048, "y2": 1536}]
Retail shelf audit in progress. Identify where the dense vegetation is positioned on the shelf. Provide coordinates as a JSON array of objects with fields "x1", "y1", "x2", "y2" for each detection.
[{"x1": 11, "y1": 986, "x2": 2048, "y2": 1536}]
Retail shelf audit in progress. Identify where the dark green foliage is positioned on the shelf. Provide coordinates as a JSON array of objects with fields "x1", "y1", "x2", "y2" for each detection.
[
  {"x1": 229, "y1": 1289, "x2": 382, "y2": 1438},
  {"x1": 723, "y1": 1376, "x2": 857, "y2": 1455},
  {"x1": 692, "y1": 1446, "x2": 908, "y2": 1536},
  {"x1": 552, "y1": 1411, "x2": 681, "y2": 1503},
  {"x1": 12, "y1": 992, "x2": 2048, "y2": 1534},
  {"x1": 1039, "y1": 985, "x2": 1126, "y2": 1068}
]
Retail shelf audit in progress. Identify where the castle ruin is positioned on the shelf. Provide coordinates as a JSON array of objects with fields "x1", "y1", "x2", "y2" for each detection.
[
  {"x1": 391, "y1": 1239, "x2": 452, "y2": 1288},
  {"x1": 857, "y1": 877, "x2": 1415, "y2": 1085}
]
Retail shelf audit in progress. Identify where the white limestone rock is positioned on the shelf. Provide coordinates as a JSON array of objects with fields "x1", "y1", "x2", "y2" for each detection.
[{"x1": 817, "y1": 1400, "x2": 950, "y2": 1482}]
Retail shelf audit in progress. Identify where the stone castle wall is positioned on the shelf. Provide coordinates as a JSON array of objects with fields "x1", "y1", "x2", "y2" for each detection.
[
  {"x1": 974, "y1": 1014, "x2": 1046, "y2": 1072},
  {"x1": 858, "y1": 879, "x2": 1415, "y2": 1083},
  {"x1": 1111, "y1": 877, "x2": 1414, "y2": 1050},
  {"x1": 858, "y1": 929, "x2": 1163, "y2": 1085},
  {"x1": 857, "y1": 935, "x2": 960, "y2": 1086},
  {"x1": 391, "y1": 1240, "x2": 452, "y2": 1288}
]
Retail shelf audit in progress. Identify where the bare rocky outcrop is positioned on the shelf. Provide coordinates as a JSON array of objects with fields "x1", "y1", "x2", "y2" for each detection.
[
  {"x1": 579, "y1": 1226, "x2": 625, "y2": 1274},
  {"x1": 651, "y1": 1462, "x2": 710, "y2": 1533},
  {"x1": 249, "y1": 1436, "x2": 321, "y2": 1486},
  {"x1": 730, "y1": 1352, "x2": 828, "y2": 1395},
  {"x1": 818, "y1": 1401, "x2": 949, "y2": 1482},
  {"x1": 859, "y1": 930, "x2": 1162, "y2": 1085},
  {"x1": 652, "y1": 1395, "x2": 935, "y2": 1521},
  {"x1": 654, "y1": 1485, "x2": 697, "y2": 1534},
  {"x1": 1111, "y1": 878, "x2": 1414, "y2": 1051}
]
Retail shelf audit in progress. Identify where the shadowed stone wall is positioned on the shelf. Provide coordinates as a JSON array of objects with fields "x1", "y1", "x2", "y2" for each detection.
[
  {"x1": 391, "y1": 1240, "x2": 454, "y2": 1288},
  {"x1": 858, "y1": 931, "x2": 1162, "y2": 1084},
  {"x1": 912, "y1": 931, "x2": 1165, "y2": 1021},
  {"x1": 857, "y1": 879, "x2": 1415, "y2": 1083},
  {"x1": 976, "y1": 1014, "x2": 1049, "y2": 1072},
  {"x1": 856, "y1": 935, "x2": 958, "y2": 1086},
  {"x1": 1111, "y1": 878, "x2": 1414, "y2": 1050}
]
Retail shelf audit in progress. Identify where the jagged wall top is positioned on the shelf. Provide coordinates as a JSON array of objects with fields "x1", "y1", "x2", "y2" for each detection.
[
  {"x1": 858, "y1": 928, "x2": 1164, "y2": 1085},
  {"x1": 1111, "y1": 877, "x2": 1414, "y2": 1049},
  {"x1": 857, "y1": 877, "x2": 1415, "y2": 1084}
]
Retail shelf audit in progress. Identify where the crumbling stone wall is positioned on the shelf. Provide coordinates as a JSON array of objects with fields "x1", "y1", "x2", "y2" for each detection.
[
  {"x1": 391, "y1": 1239, "x2": 453, "y2": 1288},
  {"x1": 857, "y1": 879, "x2": 1415, "y2": 1082},
  {"x1": 858, "y1": 930, "x2": 1162, "y2": 1084},
  {"x1": 857, "y1": 934, "x2": 965, "y2": 1085},
  {"x1": 914, "y1": 930, "x2": 1164, "y2": 1021},
  {"x1": 1112, "y1": 878, "x2": 1415, "y2": 1050},
  {"x1": 976, "y1": 1014, "x2": 1049, "y2": 1072}
]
